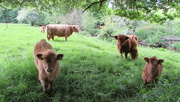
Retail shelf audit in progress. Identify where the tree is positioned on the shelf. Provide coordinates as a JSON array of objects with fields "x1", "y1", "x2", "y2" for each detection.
[
  {"x1": 0, "y1": 7, "x2": 19, "y2": 23},
  {"x1": 17, "y1": 8, "x2": 46, "y2": 26},
  {"x1": 58, "y1": 9, "x2": 83, "y2": 27},
  {"x1": 0, "y1": 0, "x2": 179, "y2": 23},
  {"x1": 81, "y1": 12, "x2": 99, "y2": 36}
]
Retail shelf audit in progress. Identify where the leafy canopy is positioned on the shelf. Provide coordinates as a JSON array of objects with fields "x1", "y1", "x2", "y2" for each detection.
[{"x1": 0, "y1": 0, "x2": 179, "y2": 23}]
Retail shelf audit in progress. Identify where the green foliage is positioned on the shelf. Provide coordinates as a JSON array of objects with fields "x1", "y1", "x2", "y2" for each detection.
[
  {"x1": 1, "y1": 0, "x2": 180, "y2": 24},
  {"x1": 0, "y1": 7, "x2": 19, "y2": 23},
  {"x1": 0, "y1": 23, "x2": 180, "y2": 102},
  {"x1": 113, "y1": 0, "x2": 180, "y2": 23},
  {"x1": 170, "y1": 42, "x2": 180, "y2": 50},
  {"x1": 97, "y1": 15, "x2": 138, "y2": 41},
  {"x1": 17, "y1": 8, "x2": 46, "y2": 26},
  {"x1": 80, "y1": 12, "x2": 99, "y2": 36},
  {"x1": 135, "y1": 19, "x2": 180, "y2": 50}
]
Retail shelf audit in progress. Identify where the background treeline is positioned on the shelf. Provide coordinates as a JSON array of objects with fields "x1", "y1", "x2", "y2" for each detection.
[{"x1": 0, "y1": 7, "x2": 180, "y2": 51}]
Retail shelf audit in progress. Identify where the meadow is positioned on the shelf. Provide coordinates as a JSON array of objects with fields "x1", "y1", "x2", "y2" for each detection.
[{"x1": 0, "y1": 23, "x2": 179, "y2": 102}]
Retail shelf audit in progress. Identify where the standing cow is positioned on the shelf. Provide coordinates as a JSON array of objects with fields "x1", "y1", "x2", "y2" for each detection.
[
  {"x1": 34, "y1": 39, "x2": 64, "y2": 95},
  {"x1": 39, "y1": 24, "x2": 79, "y2": 41},
  {"x1": 142, "y1": 56, "x2": 164, "y2": 87},
  {"x1": 114, "y1": 34, "x2": 138, "y2": 59}
]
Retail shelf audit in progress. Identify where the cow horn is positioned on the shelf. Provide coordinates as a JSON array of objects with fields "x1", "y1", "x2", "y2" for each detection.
[{"x1": 107, "y1": 31, "x2": 116, "y2": 37}]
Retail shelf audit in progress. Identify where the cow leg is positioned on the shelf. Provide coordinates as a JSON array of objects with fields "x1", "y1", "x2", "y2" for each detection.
[
  {"x1": 40, "y1": 78, "x2": 49, "y2": 92},
  {"x1": 154, "y1": 77, "x2": 159, "y2": 83},
  {"x1": 47, "y1": 34, "x2": 50, "y2": 40},
  {"x1": 49, "y1": 81, "x2": 55, "y2": 95},
  {"x1": 52, "y1": 36, "x2": 54, "y2": 40},
  {"x1": 125, "y1": 53, "x2": 128, "y2": 59},
  {"x1": 65, "y1": 37, "x2": 67, "y2": 41}
]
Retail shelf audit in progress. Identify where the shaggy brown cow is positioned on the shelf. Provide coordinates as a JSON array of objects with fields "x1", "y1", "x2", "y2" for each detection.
[
  {"x1": 114, "y1": 34, "x2": 138, "y2": 59},
  {"x1": 34, "y1": 39, "x2": 64, "y2": 95},
  {"x1": 41, "y1": 24, "x2": 78, "y2": 41},
  {"x1": 39, "y1": 24, "x2": 68, "y2": 33},
  {"x1": 142, "y1": 56, "x2": 164, "y2": 87}
]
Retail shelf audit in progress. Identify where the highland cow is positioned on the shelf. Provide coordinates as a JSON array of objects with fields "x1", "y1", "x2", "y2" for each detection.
[
  {"x1": 39, "y1": 24, "x2": 79, "y2": 41},
  {"x1": 142, "y1": 56, "x2": 164, "y2": 87},
  {"x1": 34, "y1": 39, "x2": 64, "y2": 95},
  {"x1": 114, "y1": 34, "x2": 138, "y2": 59}
]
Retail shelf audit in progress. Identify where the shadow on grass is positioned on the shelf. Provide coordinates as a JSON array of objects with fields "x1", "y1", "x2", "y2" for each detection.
[{"x1": 51, "y1": 39, "x2": 66, "y2": 42}]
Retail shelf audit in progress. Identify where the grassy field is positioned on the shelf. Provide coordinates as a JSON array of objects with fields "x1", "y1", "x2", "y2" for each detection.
[{"x1": 0, "y1": 23, "x2": 179, "y2": 102}]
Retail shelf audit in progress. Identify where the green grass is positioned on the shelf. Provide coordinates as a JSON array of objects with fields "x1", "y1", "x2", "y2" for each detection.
[{"x1": 0, "y1": 23, "x2": 180, "y2": 102}]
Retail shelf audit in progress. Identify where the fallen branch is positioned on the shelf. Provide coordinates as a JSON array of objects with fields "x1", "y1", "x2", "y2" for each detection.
[{"x1": 162, "y1": 37, "x2": 180, "y2": 41}]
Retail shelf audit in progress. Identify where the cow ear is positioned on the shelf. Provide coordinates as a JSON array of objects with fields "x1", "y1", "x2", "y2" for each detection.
[
  {"x1": 158, "y1": 59, "x2": 164, "y2": 64},
  {"x1": 144, "y1": 57, "x2": 149, "y2": 63},
  {"x1": 37, "y1": 54, "x2": 44, "y2": 60},
  {"x1": 114, "y1": 36, "x2": 118, "y2": 40},
  {"x1": 56, "y1": 54, "x2": 64, "y2": 60}
]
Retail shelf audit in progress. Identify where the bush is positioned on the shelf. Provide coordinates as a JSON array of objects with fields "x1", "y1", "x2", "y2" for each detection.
[
  {"x1": 81, "y1": 12, "x2": 99, "y2": 36},
  {"x1": 17, "y1": 8, "x2": 46, "y2": 26},
  {"x1": 170, "y1": 42, "x2": 180, "y2": 50},
  {"x1": 136, "y1": 24, "x2": 169, "y2": 48},
  {"x1": 0, "y1": 8, "x2": 19, "y2": 23}
]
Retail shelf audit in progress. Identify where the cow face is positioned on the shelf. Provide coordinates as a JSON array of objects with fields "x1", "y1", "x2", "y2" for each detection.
[
  {"x1": 39, "y1": 25, "x2": 47, "y2": 33},
  {"x1": 144, "y1": 56, "x2": 164, "y2": 71},
  {"x1": 72, "y1": 26, "x2": 79, "y2": 32},
  {"x1": 37, "y1": 53, "x2": 64, "y2": 73}
]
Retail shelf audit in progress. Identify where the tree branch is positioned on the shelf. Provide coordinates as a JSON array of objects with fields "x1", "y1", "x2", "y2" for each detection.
[
  {"x1": 0, "y1": 4, "x2": 7, "y2": 10},
  {"x1": 83, "y1": 0, "x2": 107, "y2": 12},
  {"x1": 0, "y1": 4, "x2": 8, "y2": 29}
]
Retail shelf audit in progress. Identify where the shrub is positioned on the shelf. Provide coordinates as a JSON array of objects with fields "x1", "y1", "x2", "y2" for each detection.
[
  {"x1": 136, "y1": 24, "x2": 169, "y2": 48},
  {"x1": 17, "y1": 8, "x2": 46, "y2": 26},
  {"x1": 81, "y1": 12, "x2": 99, "y2": 36},
  {"x1": 170, "y1": 42, "x2": 180, "y2": 50}
]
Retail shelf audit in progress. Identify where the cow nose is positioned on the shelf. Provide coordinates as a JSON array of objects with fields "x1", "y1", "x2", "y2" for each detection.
[{"x1": 47, "y1": 69, "x2": 52, "y2": 72}]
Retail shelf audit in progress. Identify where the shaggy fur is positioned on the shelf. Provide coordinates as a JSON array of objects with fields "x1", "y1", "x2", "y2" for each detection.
[
  {"x1": 114, "y1": 34, "x2": 138, "y2": 59},
  {"x1": 142, "y1": 56, "x2": 164, "y2": 87},
  {"x1": 39, "y1": 24, "x2": 79, "y2": 41},
  {"x1": 33, "y1": 39, "x2": 63, "y2": 95}
]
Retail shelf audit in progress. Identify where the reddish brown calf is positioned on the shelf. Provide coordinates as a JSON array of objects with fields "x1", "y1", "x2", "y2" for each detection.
[
  {"x1": 34, "y1": 39, "x2": 64, "y2": 95},
  {"x1": 142, "y1": 56, "x2": 164, "y2": 87}
]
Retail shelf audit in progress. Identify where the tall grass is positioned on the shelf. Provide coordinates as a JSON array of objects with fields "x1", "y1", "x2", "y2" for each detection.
[{"x1": 0, "y1": 23, "x2": 179, "y2": 102}]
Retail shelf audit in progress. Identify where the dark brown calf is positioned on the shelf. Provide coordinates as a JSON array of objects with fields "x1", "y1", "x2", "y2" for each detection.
[{"x1": 114, "y1": 34, "x2": 138, "y2": 59}]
